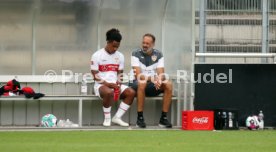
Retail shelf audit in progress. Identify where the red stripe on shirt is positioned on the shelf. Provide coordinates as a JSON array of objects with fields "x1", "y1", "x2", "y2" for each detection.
[{"x1": 99, "y1": 64, "x2": 119, "y2": 72}]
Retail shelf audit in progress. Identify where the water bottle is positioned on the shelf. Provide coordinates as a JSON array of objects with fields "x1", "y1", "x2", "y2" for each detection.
[
  {"x1": 258, "y1": 110, "x2": 264, "y2": 129},
  {"x1": 113, "y1": 88, "x2": 120, "y2": 102},
  {"x1": 215, "y1": 111, "x2": 221, "y2": 129},
  {"x1": 228, "y1": 112, "x2": 233, "y2": 128},
  {"x1": 222, "y1": 111, "x2": 227, "y2": 128},
  {"x1": 81, "y1": 79, "x2": 87, "y2": 95}
]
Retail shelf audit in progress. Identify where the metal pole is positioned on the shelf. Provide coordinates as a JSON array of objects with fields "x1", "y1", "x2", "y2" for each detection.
[
  {"x1": 262, "y1": 0, "x2": 269, "y2": 63},
  {"x1": 97, "y1": 0, "x2": 104, "y2": 50},
  {"x1": 184, "y1": 81, "x2": 188, "y2": 110},
  {"x1": 176, "y1": 80, "x2": 181, "y2": 126},
  {"x1": 78, "y1": 98, "x2": 83, "y2": 127},
  {"x1": 32, "y1": 1, "x2": 40, "y2": 75},
  {"x1": 190, "y1": 0, "x2": 196, "y2": 112},
  {"x1": 199, "y1": 0, "x2": 207, "y2": 63},
  {"x1": 161, "y1": 0, "x2": 168, "y2": 55}
]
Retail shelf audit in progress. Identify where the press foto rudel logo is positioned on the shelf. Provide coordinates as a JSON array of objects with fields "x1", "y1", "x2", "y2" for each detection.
[{"x1": 43, "y1": 69, "x2": 233, "y2": 84}]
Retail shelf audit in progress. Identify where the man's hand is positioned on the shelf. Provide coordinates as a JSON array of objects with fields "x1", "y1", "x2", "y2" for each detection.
[
  {"x1": 152, "y1": 76, "x2": 162, "y2": 90},
  {"x1": 116, "y1": 81, "x2": 122, "y2": 87}
]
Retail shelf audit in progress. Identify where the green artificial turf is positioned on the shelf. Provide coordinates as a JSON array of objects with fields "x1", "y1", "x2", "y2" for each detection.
[{"x1": 0, "y1": 130, "x2": 275, "y2": 152}]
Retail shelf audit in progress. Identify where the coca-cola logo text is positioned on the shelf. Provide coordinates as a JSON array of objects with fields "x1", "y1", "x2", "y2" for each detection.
[{"x1": 192, "y1": 117, "x2": 209, "y2": 124}]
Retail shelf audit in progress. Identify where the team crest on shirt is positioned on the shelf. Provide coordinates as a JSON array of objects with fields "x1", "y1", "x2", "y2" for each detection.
[
  {"x1": 114, "y1": 57, "x2": 119, "y2": 63},
  {"x1": 151, "y1": 55, "x2": 157, "y2": 62}
]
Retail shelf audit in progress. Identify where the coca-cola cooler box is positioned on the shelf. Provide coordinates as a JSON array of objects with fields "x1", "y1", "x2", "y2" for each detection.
[
  {"x1": 182, "y1": 111, "x2": 214, "y2": 130},
  {"x1": 214, "y1": 109, "x2": 239, "y2": 130}
]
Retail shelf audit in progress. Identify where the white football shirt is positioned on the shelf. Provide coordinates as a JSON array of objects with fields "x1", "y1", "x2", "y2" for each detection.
[{"x1": 91, "y1": 48, "x2": 124, "y2": 84}]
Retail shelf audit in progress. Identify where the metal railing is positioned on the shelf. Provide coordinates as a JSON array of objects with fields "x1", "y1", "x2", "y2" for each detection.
[
  {"x1": 196, "y1": 52, "x2": 276, "y2": 63},
  {"x1": 196, "y1": 0, "x2": 276, "y2": 63}
]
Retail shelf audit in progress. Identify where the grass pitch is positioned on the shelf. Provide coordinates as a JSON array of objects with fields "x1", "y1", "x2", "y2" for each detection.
[{"x1": 0, "y1": 130, "x2": 275, "y2": 152}]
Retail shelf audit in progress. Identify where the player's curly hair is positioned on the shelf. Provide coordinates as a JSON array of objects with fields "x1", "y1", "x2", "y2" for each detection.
[{"x1": 106, "y1": 28, "x2": 122, "y2": 42}]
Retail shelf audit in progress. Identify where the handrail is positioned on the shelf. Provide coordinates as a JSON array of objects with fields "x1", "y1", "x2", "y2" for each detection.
[
  {"x1": 196, "y1": 53, "x2": 276, "y2": 58},
  {"x1": 0, "y1": 75, "x2": 179, "y2": 83},
  {"x1": 195, "y1": 53, "x2": 276, "y2": 63},
  {"x1": 0, "y1": 75, "x2": 82, "y2": 83}
]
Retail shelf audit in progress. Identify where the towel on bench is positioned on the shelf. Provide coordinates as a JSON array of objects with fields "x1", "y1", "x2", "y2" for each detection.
[{"x1": 0, "y1": 79, "x2": 45, "y2": 99}]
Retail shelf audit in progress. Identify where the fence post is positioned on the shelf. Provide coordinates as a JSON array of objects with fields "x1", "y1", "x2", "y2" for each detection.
[
  {"x1": 199, "y1": 0, "x2": 207, "y2": 63},
  {"x1": 262, "y1": 0, "x2": 269, "y2": 63}
]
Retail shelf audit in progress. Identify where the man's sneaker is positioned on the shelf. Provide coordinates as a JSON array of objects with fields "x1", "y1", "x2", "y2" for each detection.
[
  {"x1": 136, "y1": 117, "x2": 146, "y2": 128},
  {"x1": 103, "y1": 118, "x2": 111, "y2": 127},
  {"x1": 112, "y1": 117, "x2": 129, "y2": 127},
  {"x1": 159, "y1": 117, "x2": 172, "y2": 128}
]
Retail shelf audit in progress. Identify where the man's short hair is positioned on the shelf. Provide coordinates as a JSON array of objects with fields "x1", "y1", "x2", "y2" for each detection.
[
  {"x1": 143, "y1": 33, "x2": 155, "y2": 43},
  {"x1": 106, "y1": 28, "x2": 122, "y2": 42}
]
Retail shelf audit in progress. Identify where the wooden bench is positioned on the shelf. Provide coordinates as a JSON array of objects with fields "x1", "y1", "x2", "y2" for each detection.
[{"x1": 0, "y1": 75, "x2": 180, "y2": 127}]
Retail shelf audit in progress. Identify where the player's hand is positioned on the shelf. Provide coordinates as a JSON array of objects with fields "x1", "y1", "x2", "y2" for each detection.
[
  {"x1": 151, "y1": 76, "x2": 161, "y2": 90},
  {"x1": 116, "y1": 81, "x2": 122, "y2": 87}
]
